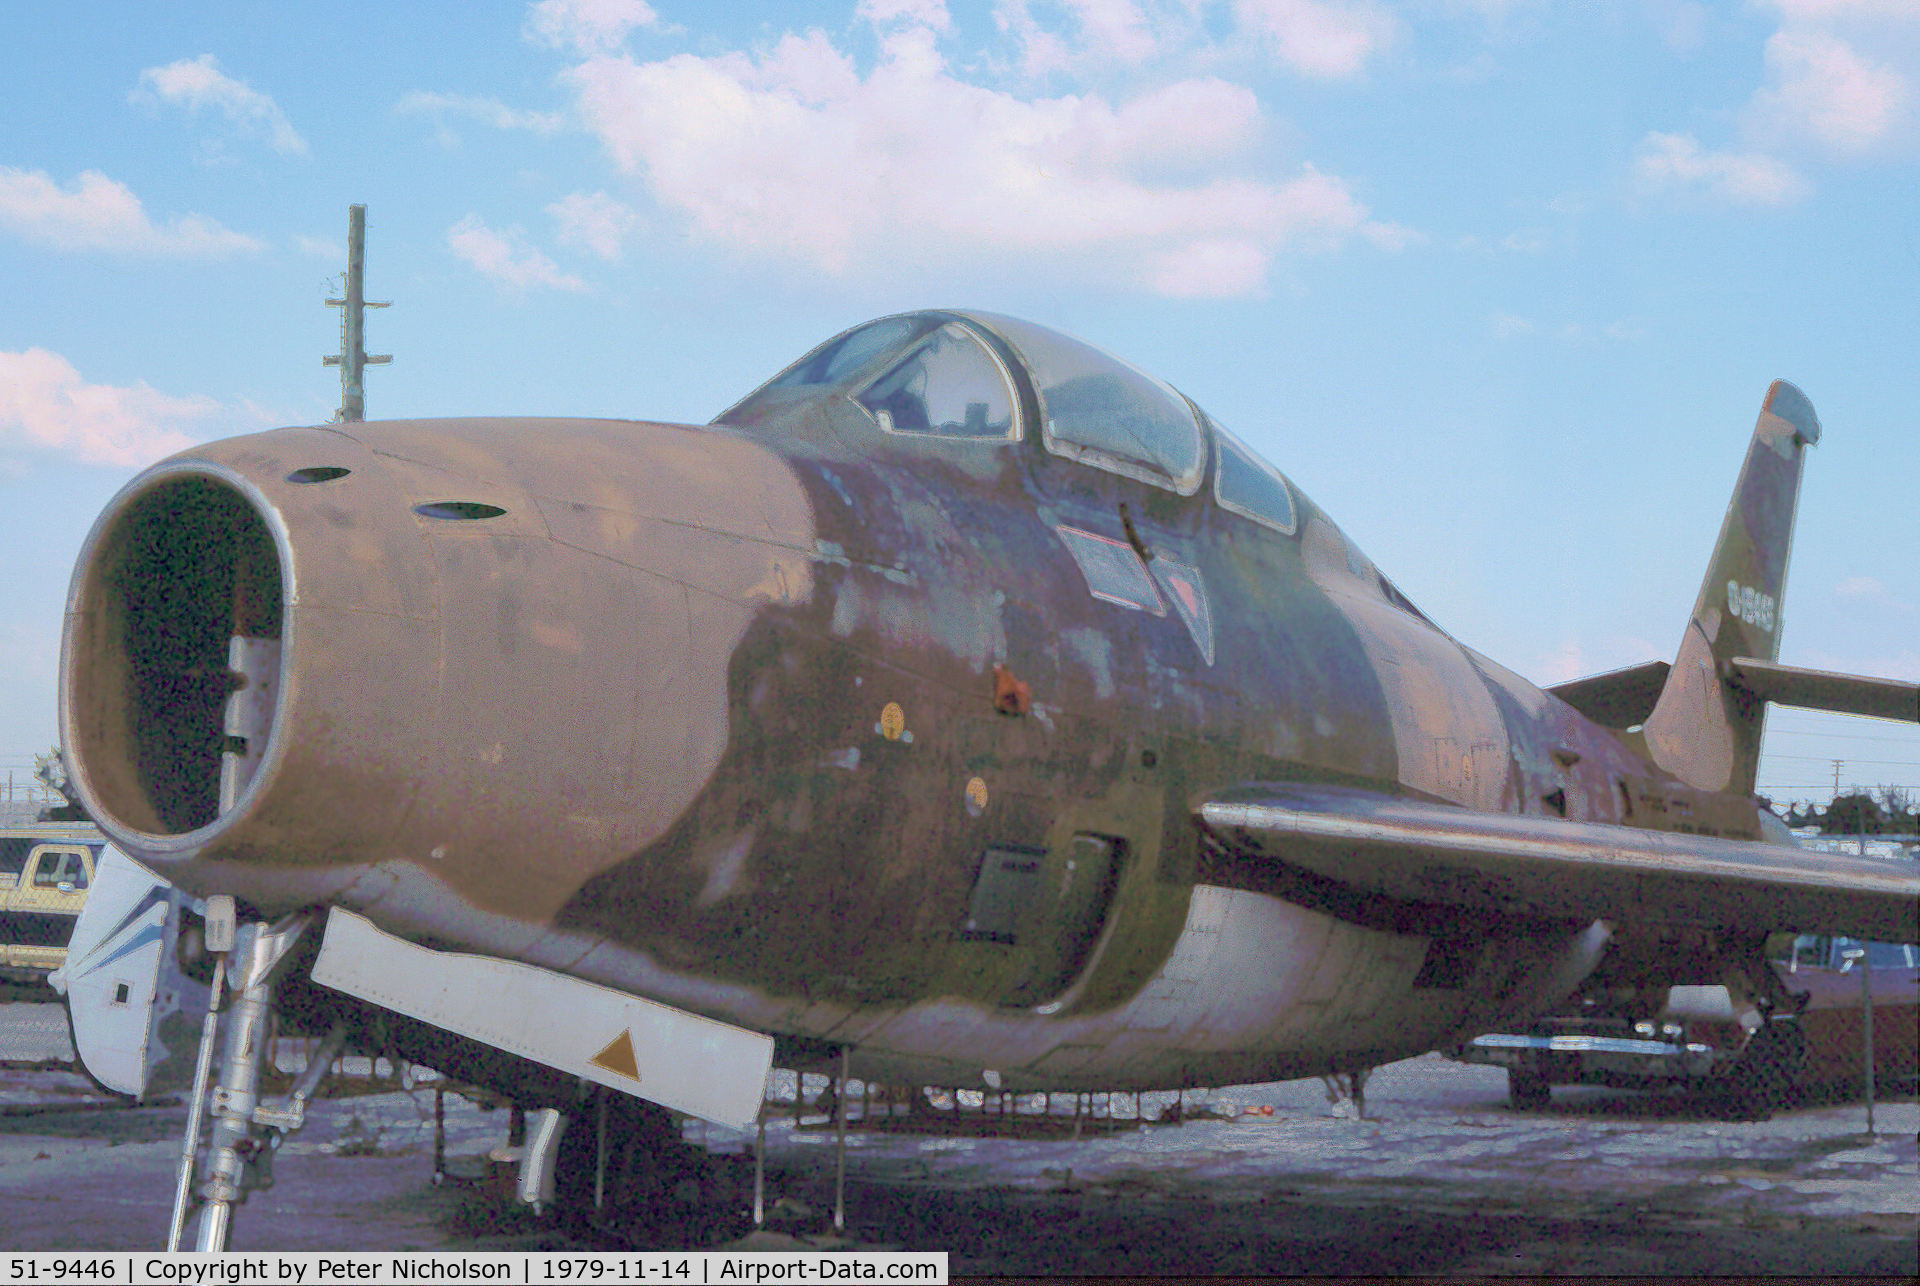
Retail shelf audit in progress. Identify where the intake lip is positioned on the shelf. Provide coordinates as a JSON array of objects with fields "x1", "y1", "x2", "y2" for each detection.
[{"x1": 60, "y1": 460, "x2": 295, "y2": 861}]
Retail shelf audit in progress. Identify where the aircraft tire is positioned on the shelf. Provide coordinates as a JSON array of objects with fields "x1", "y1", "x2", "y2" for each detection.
[{"x1": 1507, "y1": 1068, "x2": 1551, "y2": 1110}]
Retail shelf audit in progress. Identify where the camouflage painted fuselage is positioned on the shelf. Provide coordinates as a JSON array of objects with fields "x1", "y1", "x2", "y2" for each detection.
[{"x1": 60, "y1": 312, "x2": 1769, "y2": 1090}]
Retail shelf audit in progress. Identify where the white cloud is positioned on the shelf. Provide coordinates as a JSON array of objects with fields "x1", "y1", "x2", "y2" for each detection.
[
  {"x1": 1491, "y1": 312, "x2": 1642, "y2": 342},
  {"x1": 1834, "y1": 575, "x2": 1917, "y2": 616},
  {"x1": 1770, "y1": 0, "x2": 1920, "y2": 19},
  {"x1": 1456, "y1": 227, "x2": 1546, "y2": 254},
  {"x1": 1491, "y1": 312, "x2": 1534, "y2": 338},
  {"x1": 1535, "y1": 640, "x2": 1590, "y2": 686},
  {"x1": 994, "y1": 0, "x2": 1166, "y2": 76},
  {"x1": 1146, "y1": 238, "x2": 1272, "y2": 298},
  {"x1": 1631, "y1": 131, "x2": 1809, "y2": 205},
  {"x1": 1750, "y1": 27, "x2": 1908, "y2": 154},
  {"x1": 549, "y1": 191, "x2": 642, "y2": 259},
  {"x1": 1437, "y1": 0, "x2": 1542, "y2": 17},
  {"x1": 1532, "y1": 634, "x2": 1664, "y2": 687},
  {"x1": 1636, "y1": 2, "x2": 1916, "y2": 204},
  {"x1": 1232, "y1": 0, "x2": 1399, "y2": 79},
  {"x1": 132, "y1": 54, "x2": 307, "y2": 156},
  {"x1": 396, "y1": 91, "x2": 566, "y2": 136},
  {"x1": 1103, "y1": 77, "x2": 1265, "y2": 165},
  {"x1": 1644, "y1": 0, "x2": 1710, "y2": 52},
  {"x1": 0, "y1": 167, "x2": 262, "y2": 256},
  {"x1": 558, "y1": 18, "x2": 1401, "y2": 297},
  {"x1": 0, "y1": 348, "x2": 221, "y2": 468},
  {"x1": 1835, "y1": 574, "x2": 1884, "y2": 600},
  {"x1": 295, "y1": 234, "x2": 343, "y2": 259},
  {"x1": 526, "y1": 0, "x2": 659, "y2": 55},
  {"x1": 861, "y1": 0, "x2": 953, "y2": 32},
  {"x1": 1362, "y1": 220, "x2": 1422, "y2": 251},
  {"x1": 1806, "y1": 645, "x2": 1920, "y2": 683},
  {"x1": 448, "y1": 215, "x2": 587, "y2": 291}
]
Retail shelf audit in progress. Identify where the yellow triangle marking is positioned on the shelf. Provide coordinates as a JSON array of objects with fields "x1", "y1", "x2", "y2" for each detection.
[{"x1": 589, "y1": 1029, "x2": 641, "y2": 1081}]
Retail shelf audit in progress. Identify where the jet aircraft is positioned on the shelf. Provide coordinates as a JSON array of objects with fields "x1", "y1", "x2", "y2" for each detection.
[{"x1": 53, "y1": 309, "x2": 1918, "y2": 1247}]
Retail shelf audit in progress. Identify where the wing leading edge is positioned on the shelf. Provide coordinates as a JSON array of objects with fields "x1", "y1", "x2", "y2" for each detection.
[{"x1": 1197, "y1": 784, "x2": 1917, "y2": 942}]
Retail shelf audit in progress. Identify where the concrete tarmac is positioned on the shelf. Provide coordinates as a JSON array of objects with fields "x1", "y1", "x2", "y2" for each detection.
[{"x1": 0, "y1": 1004, "x2": 1913, "y2": 1275}]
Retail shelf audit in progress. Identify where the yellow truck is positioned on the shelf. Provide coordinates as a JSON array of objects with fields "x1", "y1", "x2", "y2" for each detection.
[{"x1": 0, "y1": 821, "x2": 103, "y2": 980}]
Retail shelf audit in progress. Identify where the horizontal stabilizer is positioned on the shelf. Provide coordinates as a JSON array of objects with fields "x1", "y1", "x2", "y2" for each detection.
[
  {"x1": 1729, "y1": 657, "x2": 1920, "y2": 723},
  {"x1": 1198, "y1": 783, "x2": 1917, "y2": 941},
  {"x1": 1548, "y1": 661, "x2": 1671, "y2": 728}
]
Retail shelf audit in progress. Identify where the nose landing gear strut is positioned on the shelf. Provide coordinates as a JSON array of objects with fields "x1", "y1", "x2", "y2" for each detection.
[{"x1": 169, "y1": 903, "x2": 345, "y2": 1251}]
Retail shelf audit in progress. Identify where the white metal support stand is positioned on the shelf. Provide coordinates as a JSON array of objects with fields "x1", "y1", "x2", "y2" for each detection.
[
  {"x1": 166, "y1": 942, "x2": 229, "y2": 1251},
  {"x1": 594, "y1": 1091, "x2": 608, "y2": 1212},
  {"x1": 833, "y1": 1048, "x2": 848, "y2": 1233},
  {"x1": 753, "y1": 1112, "x2": 766, "y2": 1227},
  {"x1": 1860, "y1": 952, "x2": 1876, "y2": 1135}
]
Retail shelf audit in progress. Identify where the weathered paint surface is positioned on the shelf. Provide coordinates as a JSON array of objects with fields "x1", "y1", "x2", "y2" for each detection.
[
  {"x1": 56, "y1": 311, "x2": 1886, "y2": 1094},
  {"x1": 1642, "y1": 384, "x2": 1816, "y2": 795}
]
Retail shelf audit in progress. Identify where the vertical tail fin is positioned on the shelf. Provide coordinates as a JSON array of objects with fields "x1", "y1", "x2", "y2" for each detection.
[{"x1": 1641, "y1": 381, "x2": 1820, "y2": 796}]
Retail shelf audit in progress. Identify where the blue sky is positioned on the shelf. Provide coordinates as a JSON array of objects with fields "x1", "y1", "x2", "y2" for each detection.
[{"x1": 3, "y1": 0, "x2": 1916, "y2": 811}]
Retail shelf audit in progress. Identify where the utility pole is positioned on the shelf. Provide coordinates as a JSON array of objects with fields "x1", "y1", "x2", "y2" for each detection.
[{"x1": 324, "y1": 204, "x2": 391, "y2": 422}]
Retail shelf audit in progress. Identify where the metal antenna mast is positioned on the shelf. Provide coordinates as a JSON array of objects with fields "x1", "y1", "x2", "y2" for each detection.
[{"x1": 324, "y1": 204, "x2": 391, "y2": 422}]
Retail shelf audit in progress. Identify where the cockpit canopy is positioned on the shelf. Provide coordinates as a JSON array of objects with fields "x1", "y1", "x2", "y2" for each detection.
[
  {"x1": 723, "y1": 311, "x2": 1310, "y2": 536},
  {"x1": 716, "y1": 309, "x2": 1423, "y2": 617},
  {"x1": 720, "y1": 310, "x2": 1210, "y2": 495}
]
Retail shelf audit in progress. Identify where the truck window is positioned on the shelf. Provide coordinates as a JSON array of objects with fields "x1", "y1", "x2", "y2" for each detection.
[
  {"x1": 1865, "y1": 941, "x2": 1915, "y2": 969},
  {"x1": 32, "y1": 850, "x2": 87, "y2": 889},
  {"x1": 1785, "y1": 933, "x2": 1825, "y2": 971}
]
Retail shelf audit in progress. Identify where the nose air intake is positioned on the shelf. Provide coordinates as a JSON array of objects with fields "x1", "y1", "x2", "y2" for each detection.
[
  {"x1": 63, "y1": 471, "x2": 287, "y2": 838},
  {"x1": 60, "y1": 415, "x2": 815, "y2": 925}
]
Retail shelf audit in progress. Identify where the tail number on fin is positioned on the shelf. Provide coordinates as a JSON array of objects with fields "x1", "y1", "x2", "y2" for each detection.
[{"x1": 1727, "y1": 581, "x2": 1776, "y2": 633}]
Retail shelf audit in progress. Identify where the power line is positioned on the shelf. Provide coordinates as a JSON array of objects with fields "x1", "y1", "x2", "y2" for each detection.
[
  {"x1": 1759, "y1": 729, "x2": 1920, "y2": 746},
  {"x1": 1761, "y1": 754, "x2": 1920, "y2": 767}
]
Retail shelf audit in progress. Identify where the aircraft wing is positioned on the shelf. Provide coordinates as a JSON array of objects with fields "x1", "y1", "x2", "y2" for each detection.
[{"x1": 1197, "y1": 784, "x2": 1918, "y2": 942}]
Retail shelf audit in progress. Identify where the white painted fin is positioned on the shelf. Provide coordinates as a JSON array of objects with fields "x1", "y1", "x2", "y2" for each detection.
[{"x1": 48, "y1": 849, "x2": 201, "y2": 1098}]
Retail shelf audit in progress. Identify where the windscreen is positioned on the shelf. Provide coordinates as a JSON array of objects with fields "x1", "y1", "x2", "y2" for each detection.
[
  {"x1": 857, "y1": 323, "x2": 1017, "y2": 439},
  {"x1": 770, "y1": 315, "x2": 937, "y2": 389},
  {"x1": 967, "y1": 313, "x2": 1204, "y2": 492}
]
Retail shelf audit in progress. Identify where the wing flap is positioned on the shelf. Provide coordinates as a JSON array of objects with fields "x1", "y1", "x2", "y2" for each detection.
[{"x1": 1197, "y1": 784, "x2": 1917, "y2": 941}]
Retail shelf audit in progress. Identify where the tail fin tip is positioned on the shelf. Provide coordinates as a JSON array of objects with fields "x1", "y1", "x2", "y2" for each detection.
[{"x1": 1764, "y1": 379, "x2": 1820, "y2": 447}]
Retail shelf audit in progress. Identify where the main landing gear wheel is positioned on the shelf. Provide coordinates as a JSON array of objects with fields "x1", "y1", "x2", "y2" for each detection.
[{"x1": 1507, "y1": 1068, "x2": 1552, "y2": 1110}]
